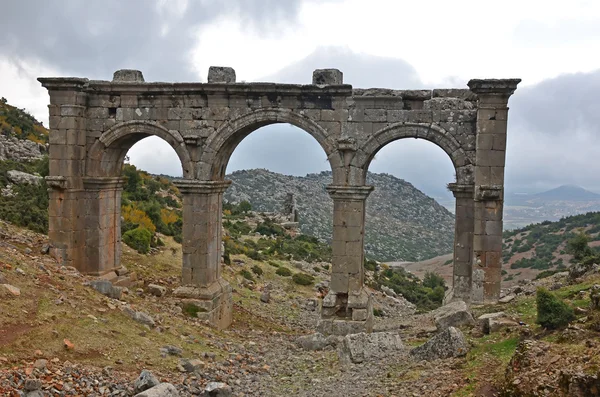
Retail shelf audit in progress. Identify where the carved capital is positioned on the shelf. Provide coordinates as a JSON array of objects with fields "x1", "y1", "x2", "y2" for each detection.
[
  {"x1": 173, "y1": 179, "x2": 231, "y2": 195},
  {"x1": 467, "y1": 79, "x2": 521, "y2": 98},
  {"x1": 474, "y1": 184, "x2": 503, "y2": 201},
  {"x1": 45, "y1": 176, "x2": 67, "y2": 190},
  {"x1": 447, "y1": 183, "x2": 474, "y2": 199},
  {"x1": 82, "y1": 177, "x2": 126, "y2": 191},
  {"x1": 326, "y1": 185, "x2": 374, "y2": 201},
  {"x1": 337, "y1": 137, "x2": 357, "y2": 152}
]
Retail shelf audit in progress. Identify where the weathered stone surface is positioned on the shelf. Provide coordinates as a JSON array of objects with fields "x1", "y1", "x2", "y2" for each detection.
[
  {"x1": 410, "y1": 327, "x2": 469, "y2": 361},
  {"x1": 147, "y1": 284, "x2": 166, "y2": 297},
  {"x1": 338, "y1": 332, "x2": 404, "y2": 364},
  {"x1": 124, "y1": 307, "x2": 156, "y2": 327},
  {"x1": 181, "y1": 358, "x2": 205, "y2": 372},
  {"x1": 133, "y1": 370, "x2": 159, "y2": 394},
  {"x1": 202, "y1": 381, "x2": 232, "y2": 396},
  {"x1": 296, "y1": 332, "x2": 331, "y2": 351},
  {"x1": 24, "y1": 378, "x2": 42, "y2": 391},
  {"x1": 207, "y1": 66, "x2": 235, "y2": 83},
  {"x1": 0, "y1": 135, "x2": 45, "y2": 162},
  {"x1": 90, "y1": 279, "x2": 122, "y2": 299},
  {"x1": 1, "y1": 284, "x2": 20, "y2": 297},
  {"x1": 312, "y1": 69, "x2": 343, "y2": 85},
  {"x1": 113, "y1": 69, "x2": 144, "y2": 82},
  {"x1": 7, "y1": 170, "x2": 42, "y2": 185},
  {"x1": 134, "y1": 383, "x2": 179, "y2": 397},
  {"x1": 498, "y1": 294, "x2": 516, "y2": 303},
  {"x1": 432, "y1": 300, "x2": 475, "y2": 330}
]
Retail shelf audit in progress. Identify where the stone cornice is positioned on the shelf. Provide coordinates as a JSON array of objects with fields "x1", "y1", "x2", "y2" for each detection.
[
  {"x1": 82, "y1": 177, "x2": 126, "y2": 191},
  {"x1": 173, "y1": 179, "x2": 232, "y2": 195},
  {"x1": 467, "y1": 79, "x2": 521, "y2": 97},
  {"x1": 38, "y1": 77, "x2": 89, "y2": 91},
  {"x1": 326, "y1": 185, "x2": 374, "y2": 200},
  {"x1": 447, "y1": 183, "x2": 474, "y2": 198},
  {"x1": 45, "y1": 176, "x2": 67, "y2": 190},
  {"x1": 474, "y1": 184, "x2": 503, "y2": 201}
]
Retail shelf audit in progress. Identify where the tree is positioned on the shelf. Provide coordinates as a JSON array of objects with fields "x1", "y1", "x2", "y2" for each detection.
[
  {"x1": 566, "y1": 232, "x2": 593, "y2": 261},
  {"x1": 238, "y1": 200, "x2": 252, "y2": 213},
  {"x1": 423, "y1": 271, "x2": 446, "y2": 290},
  {"x1": 536, "y1": 288, "x2": 575, "y2": 329}
]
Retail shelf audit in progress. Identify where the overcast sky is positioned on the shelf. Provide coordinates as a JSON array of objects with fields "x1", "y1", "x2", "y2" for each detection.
[{"x1": 1, "y1": 0, "x2": 599, "y2": 197}]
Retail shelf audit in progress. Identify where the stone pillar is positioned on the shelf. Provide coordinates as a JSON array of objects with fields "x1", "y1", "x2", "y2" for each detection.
[
  {"x1": 319, "y1": 185, "x2": 374, "y2": 335},
  {"x1": 81, "y1": 177, "x2": 125, "y2": 275},
  {"x1": 468, "y1": 79, "x2": 520, "y2": 303},
  {"x1": 172, "y1": 179, "x2": 233, "y2": 329},
  {"x1": 39, "y1": 78, "x2": 89, "y2": 269},
  {"x1": 447, "y1": 183, "x2": 474, "y2": 302}
]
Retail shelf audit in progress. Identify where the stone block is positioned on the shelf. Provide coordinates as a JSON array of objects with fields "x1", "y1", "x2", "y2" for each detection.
[
  {"x1": 113, "y1": 69, "x2": 144, "y2": 82},
  {"x1": 351, "y1": 308, "x2": 368, "y2": 321},
  {"x1": 208, "y1": 66, "x2": 236, "y2": 83},
  {"x1": 312, "y1": 68, "x2": 343, "y2": 85}
]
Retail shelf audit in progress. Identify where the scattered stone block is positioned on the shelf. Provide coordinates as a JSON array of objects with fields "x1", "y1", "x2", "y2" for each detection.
[
  {"x1": 432, "y1": 300, "x2": 475, "y2": 330},
  {"x1": 134, "y1": 383, "x2": 179, "y2": 397},
  {"x1": 124, "y1": 307, "x2": 156, "y2": 327},
  {"x1": 90, "y1": 279, "x2": 122, "y2": 300},
  {"x1": 181, "y1": 358, "x2": 205, "y2": 372},
  {"x1": 133, "y1": 370, "x2": 159, "y2": 394},
  {"x1": 296, "y1": 332, "x2": 330, "y2": 351},
  {"x1": 147, "y1": 284, "x2": 166, "y2": 297},
  {"x1": 1, "y1": 284, "x2": 20, "y2": 297},
  {"x1": 410, "y1": 327, "x2": 469, "y2": 361},
  {"x1": 202, "y1": 381, "x2": 232, "y2": 396},
  {"x1": 499, "y1": 294, "x2": 516, "y2": 303},
  {"x1": 338, "y1": 332, "x2": 404, "y2": 364},
  {"x1": 260, "y1": 290, "x2": 270, "y2": 303}
]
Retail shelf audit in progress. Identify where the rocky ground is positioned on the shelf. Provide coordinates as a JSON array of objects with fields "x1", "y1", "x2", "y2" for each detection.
[{"x1": 1, "y1": 220, "x2": 600, "y2": 396}]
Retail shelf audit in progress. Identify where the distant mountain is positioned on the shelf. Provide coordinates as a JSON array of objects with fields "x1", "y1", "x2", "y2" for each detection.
[
  {"x1": 224, "y1": 169, "x2": 455, "y2": 262},
  {"x1": 534, "y1": 185, "x2": 600, "y2": 201}
]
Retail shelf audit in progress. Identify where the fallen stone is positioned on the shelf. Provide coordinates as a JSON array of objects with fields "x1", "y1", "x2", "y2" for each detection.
[
  {"x1": 147, "y1": 284, "x2": 166, "y2": 297},
  {"x1": 160, "y1": 345, "x2": 183, "y2": 356},
  {"x1": 559, "y1": 370, "x2": 600, "y2": 396},
  {"x1": 499, "y1": 294, "x2": 516, "y2": 303},
  {"x1": 25, "y1": 391, "x2": 44, "y2": 397},
  {"x1": 16, "y1": 268, "x2": 25, "y2": 275},
  {"x1": 260, "y1": 290, "x2": 270, "y2": 303},
  {"x1": 338, "y1": 332, "x2": 404, "y2": 364},
  {"x1": 134, "y1": 370, "x2": 160, "y2": 394},
  {"x1": 296, "y1": 332, "x2": 330, "y2": 351},
  {"x1": 432, "y1": 300, "x2": 475, "y2": 330},
  {"x1": 40, "y1": 244, "x2": 51, "y2": 255},
  {"x1": 477, "y1": 312, "x2": 506, "y2": 333},
  {"x1": 134, "y1": 383, "x2": 179, "y2": 397},
  {"x1": 24, "y1": 378, "x2": 42, "y2": 391},
  {"x1": 410, "y1": 327, "x2": 469, "y2": 361},
  {"x1": 124, "y1": 307, "x2": 156, "y2": 327},
  {"x1": 202, "y1": 381, "x2": 232, "y2": 397},
  {"x1": 488, "y1": 317, "x2": 519, "y2": 333},
  {"x1": 181, "y1": 358, "x2": 205, "y2": 372},
  {"x1": 90, "y1": 279, "x2": 122, "y2": 300},
  {"x1": 1, "y1": 284, "x2": 20, "y2": 297},
  {"x1": 33, "y1": 359, "x2": 47, "y2": 369}
]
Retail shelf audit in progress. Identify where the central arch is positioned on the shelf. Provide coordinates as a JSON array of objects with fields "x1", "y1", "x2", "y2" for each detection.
[{"x1": 199, "y1": 108, "x2": 342, "y2": 180}]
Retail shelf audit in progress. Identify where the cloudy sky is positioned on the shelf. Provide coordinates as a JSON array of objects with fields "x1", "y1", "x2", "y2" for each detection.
[{"x1": 1, "y1": 0, "x2": 599, "y2": 198}]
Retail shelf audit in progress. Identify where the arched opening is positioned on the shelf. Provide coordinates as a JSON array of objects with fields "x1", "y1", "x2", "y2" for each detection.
[{"x1": 360, "y1": 125, "x2": 471, "y2": 311}]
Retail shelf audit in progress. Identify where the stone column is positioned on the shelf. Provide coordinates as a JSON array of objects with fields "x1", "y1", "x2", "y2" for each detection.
[
  {"x1": 172, "y1": 179, "x2": 233, "y2": 329},
  {"x1": 447, "y1": 183, "x2": 474, "y2": 302},
  {"x1": 39, "y1": 78, "x2": 89, "y2": 270},
  {"x1": 319, "y1": 185, "x2": 374, "y2": 335},
  {"x1": 81, "y1": 177, "x2": 125, "y2": 275},
  {"x1": 467, "y1": 79, "x2": 520, "y2": 303}
]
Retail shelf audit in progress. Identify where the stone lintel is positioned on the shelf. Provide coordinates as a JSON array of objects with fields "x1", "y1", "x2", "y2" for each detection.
[
  {"x1": 45, "y1": 176, "x2": 67, "y2": 190},
  {"x1": 447, "y1": 183, "x2": 474, "y2": 198},
  {"x1": 82, "y1": 177, "x2": 126, "y2": 191},
  {"x1": 467, "y1": 79, "x2": 521, "y2": 97},
  {"x1": 474, "y1": 184, "x2": 503, "y2": 201},
  {"x1": 326, "y1": 185, "x2": 374, "y2": 201},
  {"x1": 173, "y1": 179, "x2": 231, "y2": 195},
  {"x1": 38, "y1": 77, "x2": 89, "y2": 91}
]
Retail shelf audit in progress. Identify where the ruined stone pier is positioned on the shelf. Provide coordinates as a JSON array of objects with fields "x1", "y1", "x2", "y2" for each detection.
[{"x1": 39, "y1": 67, "x2": 519, "y2": 332}]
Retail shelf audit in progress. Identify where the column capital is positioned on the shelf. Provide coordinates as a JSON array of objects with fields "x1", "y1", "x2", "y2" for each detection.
[
  {"x1": 326, "y1": 185, "x2": 374, "y2": 200},
  {"x1": 447, "y1": 183, "x2": 474, "y2": 198},
  {"x1": 173, "y1": 179, "x2": 231, "y2": 195},
  {"x1": 82, "y1": 177, "x2": 126, "y2": 190},
  {"x1": 467, "y1": 78, "x2": 521, "y2": 99}
]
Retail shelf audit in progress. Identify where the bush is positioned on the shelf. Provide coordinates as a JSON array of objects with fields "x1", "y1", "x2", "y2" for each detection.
[
  {"x1": 275, "y1": 267, "x2": 292, "y2": 277},
  {"x1": 268, "y1": 260, "x2": 280, "y2": 268},
  {"x1": 364, "y1": 258, "x2": 378, "y2": 272},
  {"x1": 292, "y1": 273, "x2": 314, "y2": 285},
  {"x1": 239, "y1": 269, "x2": 255, "y2": 281},
  {"x1": 122, "y1": 227, "x2": 152, "y2": 254},
  {"x1": 536, "y1": 288, "x2": 575, "y2": 329},
  {"x1": 373, "y1": 308, "x2": 384, "y2": 317},
  {"x1": 251, "y1": 265, "x2": 263, "y2": 276}
]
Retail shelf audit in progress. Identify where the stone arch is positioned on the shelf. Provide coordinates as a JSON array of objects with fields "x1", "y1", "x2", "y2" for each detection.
[
  {"x1": 199, "y1": 108, "x2": 342, "y2": 180},
  {"x1": 86, "y1": 120, "x2": 194, "y2": 178},
  {"x1": 357, "y1": 122, "x2": 473, "y2": 185}
]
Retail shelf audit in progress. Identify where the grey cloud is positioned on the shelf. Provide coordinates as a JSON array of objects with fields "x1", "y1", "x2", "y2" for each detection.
[{"x1": 0, "y1": 0, "x2": 308, "y2": 81}]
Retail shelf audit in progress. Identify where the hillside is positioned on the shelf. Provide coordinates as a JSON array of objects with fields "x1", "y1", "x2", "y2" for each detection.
[{"x1": 225, "y1": 169, "x2": 454, "y2": 262}]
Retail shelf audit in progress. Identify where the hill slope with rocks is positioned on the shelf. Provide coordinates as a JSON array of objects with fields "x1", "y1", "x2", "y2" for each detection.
[{"x1": 225, "y1": 169, "x2": 455, "y2": 262}]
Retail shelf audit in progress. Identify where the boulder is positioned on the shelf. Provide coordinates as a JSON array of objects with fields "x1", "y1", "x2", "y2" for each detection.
[
  {"x1": 90, "y1": 279, "x2": 122, "y2": 300},
  {"x1": 124, "y1": 307, "x2": 156, "y2": 327},
  {"x1": 1, "y1": 284, "x2": 20, "y2": 297},
  {"x1": 202, "y1": 382, "x2": 232, "y2": 397},
  {"x1": 296, "y1": 332, "x2": 330, "y2": 351},
  {"x1": 477, "y1": 312, "x2": 506, "y2": 333},
  {"x1": 499, "y1": 294, "x2": 516, "y2": 303},
  {"x1": 432, "y1": 300, "x2": 474, "y2": 330},
  {"x1": 260, "y1": 290, "x2": 270, "y2": 303},
  {"x1": 134, "y1": 383, "x2": 179, "y2": 397},
  {"x1": 410, "y1": 327, "x2": 469, "y2": 361},
  {"x1": 181, "y1": 358, "x2": 205, "y2": 372},
  {"x1": 338, "y1": 332, "x2": 404, "y2": 364},
  {"x1": 147, "y1": 284, "x2": 166, "y2": 297},
  {"x1": 488, "y1": 318, "x2": 519, "y2": 334},
  {"x1": 7, "y1": 170, "x2": 42, "y2": 185},
  {"x1": 133, "y1": 370, "x2": 160, "y2": 394}
]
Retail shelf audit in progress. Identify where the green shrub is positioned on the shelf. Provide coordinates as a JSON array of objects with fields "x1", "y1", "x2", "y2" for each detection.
[
  {"x1": 276, "y1": 267, "x2": 292, "y2": 277},
  {"x1": 251, "y1": 265, "x2": 263, "y2": 276},
  {"x1": 373, "y1": 308, "x2": 384, "y2": 317},
  {"x1": 292, "y1": 273, "x2": 314, "y2": 285},
  {"x1": 239, "y1": 269, "x2": 255, "y2": 281},
  {"x1": 364, "y1": 258, "x2": 378, "y2": 272},
  {"x1": 536, "y1": 288, "x2": 575, "y2": 329},
  {"x1": 122, "y1": 227, "x2": 152, "y2": 254},
  {"x1": 268, "y1": 260, "x2": 280, "y2": 268},
  {"x1": 181, "y1": 302, "x2": 206, "y2": 317},
  {"x1": 322, "y1": 264, "x2": 329, "y2": 271}
]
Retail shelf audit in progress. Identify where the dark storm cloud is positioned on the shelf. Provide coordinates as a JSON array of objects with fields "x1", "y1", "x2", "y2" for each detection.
[{"x1": 0, "y1": 0, "x2": 308, "y2": 81}]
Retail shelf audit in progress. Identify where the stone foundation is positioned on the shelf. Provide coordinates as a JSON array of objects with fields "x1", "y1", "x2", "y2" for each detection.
[
  {"x1": 318, "y1": 289, "x2": 373, "y2": 335},
  {"x1": 173, "y1": 279, "x2": 233, "y2": 329}
]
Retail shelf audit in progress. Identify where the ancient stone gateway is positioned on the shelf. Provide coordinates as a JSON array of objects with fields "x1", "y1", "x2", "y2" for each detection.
[{"x1": 39, "y1": 67, "x2": 519, "y2": 333}]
